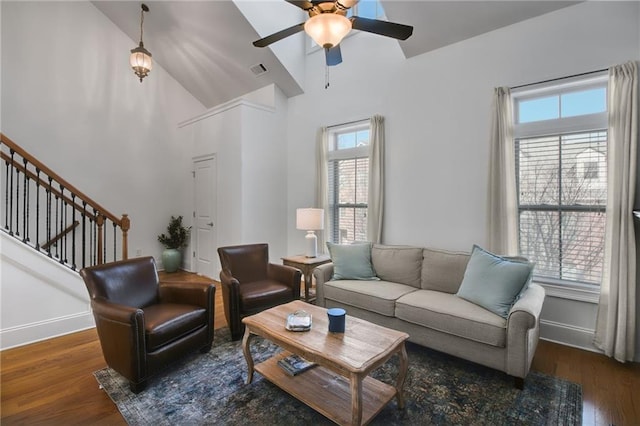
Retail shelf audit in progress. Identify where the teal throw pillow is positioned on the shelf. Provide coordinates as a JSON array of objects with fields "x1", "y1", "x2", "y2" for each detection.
[
  {"x1": 326, "y1": 242, "x2": 379, "y2": 281},
  {"x1": 456, "y1": 245, "x2": 534, "y2": 318}
]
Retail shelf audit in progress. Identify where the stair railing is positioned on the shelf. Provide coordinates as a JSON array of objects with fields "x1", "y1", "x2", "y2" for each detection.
[{"x1": 1, "y1": 133, "x2": 130, "y2": 270}]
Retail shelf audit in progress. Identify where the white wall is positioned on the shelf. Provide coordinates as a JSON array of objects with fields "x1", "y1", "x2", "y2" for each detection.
[
  {"x1": 0, "y1": 1, "x2": 205, "y2": 348},
  {"x1": 0, "y1": 233, "x2": 94, "y2": 349},
  {"x1": 285, "y1": 2, "x2": 640, "y2": 354},
  {"x1": 1, "y1": 1, "x2": 205, "y2": 266},
  {"x1": 182, "y1": 84, "x2": 289, "y2": 274}
]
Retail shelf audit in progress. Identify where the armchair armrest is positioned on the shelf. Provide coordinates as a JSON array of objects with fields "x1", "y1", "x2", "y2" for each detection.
[
  {"x1": 219, "y1": 269, "x2": 242, "y2": 334},
  {"x1": 90, "y1": 298, "x2": 146, "y2": 381},
  {"x1": 313, "y1": 263, "x2": 334, "y2": 307},
  {"x1": 268, "y1": 263, "x2": 301, "y2": 299},
  {"x1": 91, "y1": 298, "x2": 141, "y2": 323},
  {"x1": 506, "y1": 283, "x2": 546, "y2": 378},
  {"x1": 159, "y1": 281, "x2": 216, "y2": 310}
]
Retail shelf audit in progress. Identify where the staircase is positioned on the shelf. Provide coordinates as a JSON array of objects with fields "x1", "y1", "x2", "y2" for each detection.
[
  {"x1": 1, "y1": 133, "x2": 130, "y2": 271},
  {"x1": 0, "y1": 133, "x2": 131, "y2": 349}
]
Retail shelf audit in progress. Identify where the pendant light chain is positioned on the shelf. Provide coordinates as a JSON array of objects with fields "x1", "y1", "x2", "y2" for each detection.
[{"x1": 139, "y1": 7, "x2": 145, "y2": 45}]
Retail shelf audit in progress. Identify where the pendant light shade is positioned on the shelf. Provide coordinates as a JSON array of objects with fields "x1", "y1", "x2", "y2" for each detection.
[
  {"x1": 304, "y1": 14, "x2": 352, "y2": 49},
  {"x1": 130, "y1": 4, "x2": 152, "y2": 82}
]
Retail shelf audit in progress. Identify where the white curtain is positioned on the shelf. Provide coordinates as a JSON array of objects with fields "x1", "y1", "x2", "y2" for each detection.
[
  {"x1": 594, "y1": 61, "x2": 638, "y2": 362},
  {"x1": 486, "y1": 87, "x2": 519, "y2": 255},
  {"x1": 316, "y1": 127, "x2": 329, "y2": 253},
  {"x1": 368, "y1": 115, "x2": 385, "y2": 244}
]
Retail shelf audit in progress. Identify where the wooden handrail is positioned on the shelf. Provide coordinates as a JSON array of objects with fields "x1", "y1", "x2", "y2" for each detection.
[
  {"x1": 42, "y1": 221, "x2": 80, "y2": 250},
  {"x1": 1, "y1": 133, "x2": 122, "y2": 225},
  {"x1": 1, "y1": 133, "x2": 130, "y2": 264},
  {"x1": 0, "y1": 151, "x2": 91, "y2": 217}
]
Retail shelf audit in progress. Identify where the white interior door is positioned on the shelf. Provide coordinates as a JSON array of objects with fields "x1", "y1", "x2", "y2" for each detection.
[{"x1": 193, "y1": 156, "x2": 217, "y2": 279}]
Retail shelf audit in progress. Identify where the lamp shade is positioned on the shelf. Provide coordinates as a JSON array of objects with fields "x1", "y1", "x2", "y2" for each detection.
[
  {"x1": 304, "y1": 14, "x2": 351, "y2": 49},
  {"x1": 296, "y1": 208, "x2": 324, "y2": 230}
]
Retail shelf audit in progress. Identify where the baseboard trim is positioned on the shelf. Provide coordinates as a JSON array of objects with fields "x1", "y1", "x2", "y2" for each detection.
[
  {"x1": 0, "y1": 311, "x2": 95, "y2": 351},
  {"x1": 539, "y1": 318, "x2": 602, "y2": 354}
]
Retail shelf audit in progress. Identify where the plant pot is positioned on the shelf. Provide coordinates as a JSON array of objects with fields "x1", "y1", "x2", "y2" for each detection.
[{"x1": 162, "y1": 248, "x2": 181, "y2": 273}]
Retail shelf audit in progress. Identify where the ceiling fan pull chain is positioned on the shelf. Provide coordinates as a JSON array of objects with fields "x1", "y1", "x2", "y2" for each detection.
[{"x1": 325, "y1": 64, "x2": 330, "y2": 89}]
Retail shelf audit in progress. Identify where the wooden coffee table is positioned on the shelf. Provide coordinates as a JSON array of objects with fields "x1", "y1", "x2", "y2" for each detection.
[{"x1": 242, "y1": 300, "x2": 409, "y2": 426}]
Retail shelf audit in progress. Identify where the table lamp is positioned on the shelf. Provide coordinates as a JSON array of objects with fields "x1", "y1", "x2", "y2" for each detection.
[{"x1": 296, "y1": 208, "x2": 324, "y2": 258}]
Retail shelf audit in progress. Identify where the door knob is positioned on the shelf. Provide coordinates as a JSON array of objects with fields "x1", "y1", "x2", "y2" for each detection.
[{"x1": 207, "y1": 222, "x2": 214, "y2": 227}]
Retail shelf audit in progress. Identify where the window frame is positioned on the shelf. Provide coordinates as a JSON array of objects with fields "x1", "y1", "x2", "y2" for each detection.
[
  {"x1": 326, "y1": 121, "x2": 371, "y2": 244},
  {"x1": 511, "y1": 73, "x2": 608, "y2": 295}
]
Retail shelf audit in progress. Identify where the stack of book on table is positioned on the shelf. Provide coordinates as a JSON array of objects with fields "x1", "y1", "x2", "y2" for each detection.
[{"x1": 277, "y1": 353, "x2": 317, "y2": 376}]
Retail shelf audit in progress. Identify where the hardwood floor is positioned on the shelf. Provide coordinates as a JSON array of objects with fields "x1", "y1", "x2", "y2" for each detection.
[{"x1": 1, "y1": 271, "x2": 639, "y2": 425}]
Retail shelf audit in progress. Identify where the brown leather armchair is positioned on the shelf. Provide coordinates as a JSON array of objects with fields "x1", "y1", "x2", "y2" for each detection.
[
  {"x1": 218, "y1": 243, "x2": 301, "y2": 340},
  {"x1": 80, "y1": 256, "x2": 215, "y2": 393}
]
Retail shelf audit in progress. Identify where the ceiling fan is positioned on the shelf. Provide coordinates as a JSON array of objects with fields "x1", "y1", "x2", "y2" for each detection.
[{"x1": 252, "y1": 0, "x2": 413, "y2": 66}]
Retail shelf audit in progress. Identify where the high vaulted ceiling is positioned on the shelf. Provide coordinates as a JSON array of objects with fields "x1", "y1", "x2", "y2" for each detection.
[{"x1": 94, "y1": 1, "x2": 578, "y2": 109}]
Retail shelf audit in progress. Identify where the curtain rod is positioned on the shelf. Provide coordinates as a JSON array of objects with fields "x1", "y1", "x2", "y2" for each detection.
[
  {"x1": 327, "y1": 117, "x2": 370, "y2": 129},
  {"x1": 510, "y1": 67, "x2": 608, "y2": 90}
]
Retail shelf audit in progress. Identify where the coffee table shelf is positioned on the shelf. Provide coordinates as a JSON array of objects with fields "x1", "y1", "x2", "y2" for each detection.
[{"x1": 255, "y1": 351, "x2": 397, "y2": 426}]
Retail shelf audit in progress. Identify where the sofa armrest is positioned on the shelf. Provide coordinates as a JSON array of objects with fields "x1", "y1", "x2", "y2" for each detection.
[
  {"x1": 505, "y1": 283, "x2": 546, "y2": 378},
  {"x1": 313, "y1": 263, "x2": 334, "y2": 307}
]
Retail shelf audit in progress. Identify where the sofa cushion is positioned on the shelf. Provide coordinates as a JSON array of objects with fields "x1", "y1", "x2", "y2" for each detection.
[
  {"x1": 323, "y1": 279, "x2": 417, "y2": 317},
  {"x1": 456, "y1": 245, "x2": 534, "y2": 319},
  {"x1": 395, "y1": 290, "x2": 507, "y2": 347},
  {"x1": 421, "y1": 248, "x2": 470, "y2": 293},
  {"x1": 372, "y1": 244, "x2": 423, "y2": 288},
  {"x1": 326, "y1": 242, "x2": 378, "y2": 281}
]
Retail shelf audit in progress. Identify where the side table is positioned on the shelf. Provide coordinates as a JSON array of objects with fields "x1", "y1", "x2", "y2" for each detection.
[{"x1": 282, "y1": 254, "x2": 331, "y2": 303}]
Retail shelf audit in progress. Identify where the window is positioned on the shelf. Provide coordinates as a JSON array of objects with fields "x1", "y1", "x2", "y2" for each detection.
[
  {"x1": 327, "y1": 122, "x2": 370, "y2": 243},
  {"x1": 512, "y1": 74, "x2": 608, "y2": 286}
]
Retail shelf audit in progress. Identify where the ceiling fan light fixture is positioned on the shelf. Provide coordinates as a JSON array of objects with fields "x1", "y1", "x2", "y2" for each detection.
[
  {"x1": 304, "y1": 14, "x2": 351, "y2": 49},
  {"x1": 130, "y1": 3, "x2": 152, "y2": 83}
]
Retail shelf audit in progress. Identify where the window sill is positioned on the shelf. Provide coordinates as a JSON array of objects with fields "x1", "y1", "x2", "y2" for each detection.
[{"x1": 534, "y1": 280, "x2": 600, "y2": 303}]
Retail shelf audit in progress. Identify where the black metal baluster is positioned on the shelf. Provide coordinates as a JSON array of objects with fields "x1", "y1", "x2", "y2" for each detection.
[
  {"x1": 14, "y1": 163, "x2": 20, "y2": 237},
  {"x1": 4, "y1": 157, "x2": 10, "y2": 231},
  {"x1": 23, "y1": 158, "x2": 28, "y2": 243},
  {"x1": 103, "y1": 222, "x2": 107, "y2": 264},
  {"x1": 60, "y1": 185, "x2": 65, "y2": 264},
  {"x1": 113, "y1": 222, "x2": 117, "y2": 262},
  {"x1": 92, "y1": 209, "x2": 97, "y2": 265},
  {"x1": 8, "y1": 150, "x2": 14, "y2": 236},
  {"x1": 72, "y1": 194, "x2": 76, "y2": 270},
  {"x1": 82, "y1": 202, "x2": 87, "y2": 268},
  {"x1": 35, "y1": 169, "x2": 40, "y2": 250},
  {"x1": 46, "y1": 177, "x2": 52, "y2": 257},
  {"x1": 54, "y1": 192, "x2": 59, "y2": 259}
]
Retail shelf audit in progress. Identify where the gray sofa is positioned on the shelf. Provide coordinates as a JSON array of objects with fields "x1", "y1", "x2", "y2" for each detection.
[{"x1": 313, "y1": 244, "x2": 546, "y2": 386}]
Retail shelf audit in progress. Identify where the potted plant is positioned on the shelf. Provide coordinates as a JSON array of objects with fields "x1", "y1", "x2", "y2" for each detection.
[{"x1": 158, "y1": 215, "x2": 191, "y2": 273}]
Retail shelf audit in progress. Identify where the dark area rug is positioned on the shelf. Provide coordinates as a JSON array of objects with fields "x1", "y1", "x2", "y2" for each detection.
[{"x1": 94, "y1": 328, "x2": 582, "y2": 425}]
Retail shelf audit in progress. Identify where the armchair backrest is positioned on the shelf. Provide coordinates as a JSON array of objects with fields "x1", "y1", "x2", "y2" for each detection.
[
  {"x1": 80, "y1": 256, "x2": 159, "y2": 308},
  {"x1": 218, "y1": 243, "x2": 269, "y2": 284}
]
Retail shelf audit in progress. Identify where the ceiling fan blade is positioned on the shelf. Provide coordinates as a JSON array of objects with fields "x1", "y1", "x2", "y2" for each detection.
[
  {"x1": 325, "y1": 45, "x2": 343, "y2": 66},
  {"x1": 336, "y1": 0, "x2": 359, "y2": 10},
  {"x1": 285, "y1": 0, "x2": 315, "y2": 11},
  {"x1": 350, "y1": 16, "x2": 413, "y2": 40},
  {"x1": 253, "y1": 23, "x2": 306, "y2": 48}
]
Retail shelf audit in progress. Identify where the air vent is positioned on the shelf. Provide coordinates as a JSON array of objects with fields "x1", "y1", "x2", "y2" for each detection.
[{"x1": 249, "y1": 63, "x2": 268, "y2": 77}]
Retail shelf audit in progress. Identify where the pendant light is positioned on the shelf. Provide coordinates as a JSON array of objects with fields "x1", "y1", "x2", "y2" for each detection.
[{"x1": 129, "y1": 4, "x2": 152, "y2": 83}]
